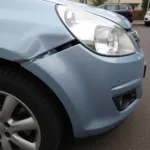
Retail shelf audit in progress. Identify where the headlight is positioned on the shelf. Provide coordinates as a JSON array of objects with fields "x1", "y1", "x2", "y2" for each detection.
[{"x1": 57, "y1": 5, "x2": 135, "y2": 56}]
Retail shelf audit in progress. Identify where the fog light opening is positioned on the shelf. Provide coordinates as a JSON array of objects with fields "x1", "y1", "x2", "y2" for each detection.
[{"x1": 113, "y1": 90, "x2": 136, "y2": 111}]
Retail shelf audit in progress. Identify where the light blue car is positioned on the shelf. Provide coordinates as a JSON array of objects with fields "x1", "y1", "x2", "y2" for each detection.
[{"x1": 0, "y1": 0, "x2": 146, "y2": 150}]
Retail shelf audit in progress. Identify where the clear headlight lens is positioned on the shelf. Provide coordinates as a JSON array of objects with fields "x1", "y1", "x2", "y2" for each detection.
[{"x1": 57, "y1": 5, "x2": 135, "y2": 56}]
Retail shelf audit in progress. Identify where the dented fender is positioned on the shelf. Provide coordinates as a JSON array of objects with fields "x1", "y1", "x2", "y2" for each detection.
[{"x1": 0, "y1": 0, "x2": 74, "y2": 62}]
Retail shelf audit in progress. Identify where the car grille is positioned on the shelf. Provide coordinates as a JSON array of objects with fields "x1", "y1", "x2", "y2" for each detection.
[{"x1": 145, "y1": 18, "x2": 148, "y2": 20}]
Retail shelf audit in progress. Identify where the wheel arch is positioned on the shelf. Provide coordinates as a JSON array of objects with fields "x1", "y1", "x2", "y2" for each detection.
[{"x1": 0, "y1": 58, "x2": 73, "y2": 136}]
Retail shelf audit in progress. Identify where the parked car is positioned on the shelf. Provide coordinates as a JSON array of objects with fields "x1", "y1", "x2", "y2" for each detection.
[
  {"x1": 0, "y1": 0, "x2": 145, "y2": 150},
  {"x1": 144, "y1": 10, "x2": 150, "y2": 26},
  {"x1": 98, "y1": 3, "x2": 134, "y2": 22}
]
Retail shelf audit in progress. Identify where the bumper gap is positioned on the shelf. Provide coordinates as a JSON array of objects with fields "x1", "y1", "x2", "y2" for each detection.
[{"x1": 113, "y1": 90, "x2": 136, "y2": 111}]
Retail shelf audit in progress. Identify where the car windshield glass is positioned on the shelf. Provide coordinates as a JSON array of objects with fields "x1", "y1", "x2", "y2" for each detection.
[
  {"x1": 98, "y1": 5, "x2": 105, "y2": 9},
  {"x1": 106, "y1": 5, "x2": 119, "y2": 11},
  {"x1": 119, "y1": 5, "x2": 128, "y2": 10}
]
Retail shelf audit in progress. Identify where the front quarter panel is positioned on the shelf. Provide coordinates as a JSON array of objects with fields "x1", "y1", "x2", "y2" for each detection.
[
  {"x1": 26, "y1": 44, "x2": 144, "y2": 137},
  {"x1": 0, "y1": 0, "x2": 74, "y2": 61}
]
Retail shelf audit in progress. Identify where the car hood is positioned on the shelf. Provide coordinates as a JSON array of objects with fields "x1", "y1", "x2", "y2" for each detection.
[
  {"x1": 0, "y1": 0, "x2": 132, "y2": 62},
  {"x1": 47, "y1": 0, "x2": 132, "y2": 30}
]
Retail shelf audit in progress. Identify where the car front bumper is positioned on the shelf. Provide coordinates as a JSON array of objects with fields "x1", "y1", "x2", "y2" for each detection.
[
  {"x1": 144, "y1": 17, "x2": 150, "y2": 22},
  {"x1": 27, "y1": 43, "x2": 145, "y2": 138}
]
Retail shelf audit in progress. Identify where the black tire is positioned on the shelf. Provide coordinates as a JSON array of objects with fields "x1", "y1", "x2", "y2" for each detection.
[
  {"x1": 0, "y1": 66, "x2": 64, "y2": 150},
  {"x1": 129, "y1": 18, "x2": 133, "y2": 23},
  {"x1": 145, "y1": 22, "x2": 150, "y2": 27}
]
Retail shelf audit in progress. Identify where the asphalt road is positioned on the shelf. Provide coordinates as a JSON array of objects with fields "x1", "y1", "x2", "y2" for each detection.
[{"x1": 60, "y1": 25, "x2": 150, "y2": 150}]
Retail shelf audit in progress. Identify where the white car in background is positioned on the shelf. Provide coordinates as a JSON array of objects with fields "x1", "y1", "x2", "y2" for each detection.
[{"x1": 144, "y1": 10, "x2": 150, "y2": 26}]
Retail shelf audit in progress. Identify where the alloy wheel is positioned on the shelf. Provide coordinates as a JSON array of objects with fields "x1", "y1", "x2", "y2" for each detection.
[{"x1": 0, "y1": 91, "x2": 41, "y2": 150}]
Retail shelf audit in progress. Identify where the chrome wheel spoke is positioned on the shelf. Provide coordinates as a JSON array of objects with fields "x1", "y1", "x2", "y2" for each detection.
[
  {"x1": 0, "y1": 96, "x2": 18, "y2": 122},
  {"x1": 10, "y1": 117, "x2": 37, "y2": 133},
  {"x1": 11, "y1": 134, "x2": 36, "y2": 150},
  {"x1": 0, "y1": 92, "x2": 41, "y2": 150},
  {"x1": 1, "y1": 136, "x2": 12, "y2": 150}
]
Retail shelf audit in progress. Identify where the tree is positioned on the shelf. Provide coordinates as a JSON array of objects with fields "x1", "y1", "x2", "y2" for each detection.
[
  {"x1": 92, "y1": 0, "x2": 106, "y2": 6},
  {"x1": 142, "y1": 0, "x2": 149, "y2": 10}
]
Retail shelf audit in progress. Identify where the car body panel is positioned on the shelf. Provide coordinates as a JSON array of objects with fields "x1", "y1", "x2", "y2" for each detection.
[
  {"x1": 47, "y1": 0, "x2": 131, "y2": 30},
  {"x1": 0, "y1": 0, "x2": 74, "y2": 61},
  {"x1": 144, "y1": 11, "x2": 150, "y2": 22},
  {"x1": 0, "y1": 0, "x2": 132, "y2": 63},
  {"x1": 26, "y1": 44, "x2": 144, "y2": 137},
  {"x1": 0, "y1": 0, "x2": 145, "y2": 138}
]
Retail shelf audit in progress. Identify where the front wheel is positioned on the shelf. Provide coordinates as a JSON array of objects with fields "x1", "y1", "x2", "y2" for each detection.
[
  {"x1": 0, "y1": 67, "x2": 64, "y2": 150},
  {"x1": 145, "y1": 22, "x2": 150, "y2": 26}
]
